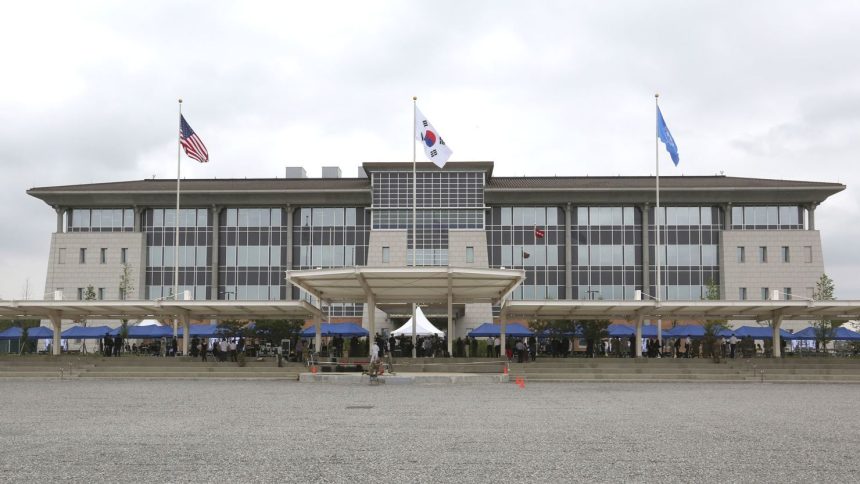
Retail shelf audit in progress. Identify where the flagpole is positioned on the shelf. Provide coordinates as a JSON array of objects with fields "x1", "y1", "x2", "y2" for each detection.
[
  {"x1": 174, "y1": 99, "x2": 182, "y2": 340},
  {"x1": 655, "y1": 93, "x2": 662, "y2": 348},
  {"x1": 411, "y1": 96, "x2": 418, "y2": 359}
]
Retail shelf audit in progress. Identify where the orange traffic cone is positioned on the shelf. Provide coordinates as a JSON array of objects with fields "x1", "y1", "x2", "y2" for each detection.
[{"x1": 311, "y1": 365, "x2": 318, "y2": 374}]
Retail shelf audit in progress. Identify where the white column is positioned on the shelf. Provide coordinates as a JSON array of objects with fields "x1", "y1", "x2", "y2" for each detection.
[
  {"x1": 772, "y1": 312, "x2": 784, "y2": 358},
  {"x1": 499, "y1": 308, "x2": 507, "y2": 358},
  {"x1": 635, "y1": 318, "x2": 643, "y2": 358},
  {"x1": 314, "y1": 312, "x2": 322, "y2": 356},
  {"x1": 367, "y1": 294, "x2": 376, "y2": 351},
  {"x1": 181, "y1": 312, "x2": 190, "y2": 356},
  {"x1": 447, "y1": 290, "x2": 453, "y2": 357},
  {"x1": 50, "y1": 312, "x2": 62, "y2": 356}
]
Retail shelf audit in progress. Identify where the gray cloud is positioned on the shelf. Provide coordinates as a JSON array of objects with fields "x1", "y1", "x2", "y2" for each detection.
[{"x1": 2, "y1": 0, "x2": 860, "y2": 298}]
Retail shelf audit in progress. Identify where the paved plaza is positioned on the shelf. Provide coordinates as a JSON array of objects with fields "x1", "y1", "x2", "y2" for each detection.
[{"x1": 0, "y1": 381, "x2": 858, "y2": 483}]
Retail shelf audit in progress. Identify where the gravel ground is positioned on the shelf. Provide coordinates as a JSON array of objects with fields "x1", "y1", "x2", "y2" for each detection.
[{"x1": 0, "y1": 381, "x2": 858, "y2": 483}]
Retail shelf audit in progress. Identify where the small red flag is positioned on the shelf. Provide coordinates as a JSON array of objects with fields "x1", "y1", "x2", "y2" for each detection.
[{"x1": 534, "y1": 227, "x2": 545, "y2": 238}]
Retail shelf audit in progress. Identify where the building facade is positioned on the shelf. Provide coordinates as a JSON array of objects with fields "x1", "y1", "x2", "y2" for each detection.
[{"x1": 28, "y1": 161, "x2": 844, "y2": 337}]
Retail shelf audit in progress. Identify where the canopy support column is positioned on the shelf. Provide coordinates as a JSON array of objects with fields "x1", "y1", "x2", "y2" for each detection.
[
  {"x1": 500, "y1": 307, "x2": 508, "y2": 359},
  {"x1": 367, "y1": 294, "x2": 376, "y2": 354},
  {"x1": 314, "y1": 311, "x2": 322, "y2": 356},
  {"x1": 181, "y1": 312, "x2": 190, "y2": 356},
  {"x1": 771, "y1": 312, "x2": 784, "y2": 358},
  {"x1": 49, "y1": 311, "x2": 62, "y2": 356},
  {"x1": 634, "y1": 317, "x2": 643, "y2": 358},
  {"x1": 447, "y1": 289, "x2": 453, "y2": 357}
]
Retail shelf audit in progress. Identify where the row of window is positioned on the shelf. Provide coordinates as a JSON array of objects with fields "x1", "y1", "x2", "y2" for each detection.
[
  {"x1": 736, "y1": 245, "x2": 812, "y2": 263},
  {"x1": 69, "y1": 209, "x2": 134, "y2": 231},
  {"x1": 58, "y1": 247, "x2": 129, "y2": 265},
  {"x1": 738, "y1": 287, "x2": 807, "y2": 301},
  {"x1": 62, "y1": 287, "x2": 126, "y2": 301},
  {"x1": 731, "y1": 206, "x2": 802, "y2": 229}
]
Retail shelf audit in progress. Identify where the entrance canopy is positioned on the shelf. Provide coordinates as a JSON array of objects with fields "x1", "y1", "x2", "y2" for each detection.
[
  {"x1": 0, "y1": 300, "x2": 323, "y2": 321},
  {"x1": 391, "y1": 307, "x2": 444, "y2": 336},
  {"x1": 501, "y1": 300, "x2": 860, "y2": 322},
  {"x1": 286, "y1": 267, "x2": 524, "y2": 305}
]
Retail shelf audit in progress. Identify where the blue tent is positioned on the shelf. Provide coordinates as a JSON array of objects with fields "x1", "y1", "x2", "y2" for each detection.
[
  {"x1": 61, "y1": 325, "x2": 113, "y2": 339},
  {"x1": 732, "y1": 326, "x2": 793, "y2": 339},
  {"x1": 0, "y1": 326, "x2": 54, "y2": 340},
  {"x1": 300, "y1": 322, "x2": 369, "y2": 338},
  {"x1": 607, "y1": 324, "x2": 659, "y2": 338},
  {"x1": 110, "y1": 325, "x2": 174, "y2": 338},
  {"x1": 177, "y1": 325, "x2": 222, "y2": 338},
  {"x1": 787, "y1": 326, "x2": 860, "y2": 341},
  {"x1": 468, "y1": 323, "x2": 534, "y2": 337},
  {"x1": 663, "y1": 325, "x2": 706, "y2": 338}
]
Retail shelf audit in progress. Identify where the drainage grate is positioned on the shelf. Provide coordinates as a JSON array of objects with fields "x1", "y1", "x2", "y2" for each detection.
[{"x1": 346, "y1": 405, "x2": 374, "y2": 410}]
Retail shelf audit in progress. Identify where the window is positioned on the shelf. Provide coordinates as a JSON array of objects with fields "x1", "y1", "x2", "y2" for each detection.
[
  {"x1": 804, "y1": 246, "x2": 812, "y2": 263},
  {"x1": 781, "y1": 246, "x2": 790, "y2": 263},
  {"x1": 783, "y1": 288, "x2": 792, "y2": 300},
  {"x1": 758, "y1": 246, "x2": 767, "y2": 263},
  {"x1": 736, "y1": 247, "x2": 745, "y2": 263},
  {"x1": 382, "y1": 246, "x2": 390, "y2": 264},
  {"x1": 739, "y1": 288, "x2": 747, "y2": 301},
  {"x1": 761, "y1": 287, "x2": 769, "y2": 300},
  {"x1": 77, "y1": 288, "x2": 84, "y2": 300},
  {"x1": 98, "y1": 288, "x2": 105, "y2": 300},
  {"x1": 466, "y1": 246, "x2": 475, "y2": 263},
  {"x1": 100, "y1": 248, "x2": 107, "y2": 264},
  {"x1": 121, "y1": 248, "x2": 128, "y2": 264},
  {"x1": 58, "y1": 248, "x2": 66, "y2": 264},
  {"x1": 79, "y1": 248, "x2": 87, "y2": 264}
]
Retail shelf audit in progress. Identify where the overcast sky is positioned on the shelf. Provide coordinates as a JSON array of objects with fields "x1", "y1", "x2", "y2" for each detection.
[{"x1": 1, "y1": 1, "x2": 859, "y2": 300}]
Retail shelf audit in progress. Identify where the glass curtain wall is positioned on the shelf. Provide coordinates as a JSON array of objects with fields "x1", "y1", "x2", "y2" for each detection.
[
  {"x1": 372, "y1": 171, "x2": 484, "y2": 266},
  {"x1": 292, "y1": 207, "x2": 370, "y2": 316},
  {"x1": 731, "y1": 206, "x2": 804, "y2": 230},
  {"x1": 573, "y1": 206, "x2": 641, "y2": 300},
  {"x1": 68, "y1": 209, "x2": 134, "y2": 232},
  {"x1": 144, "y1": 208, "x2": 211, "y2": 300},
  {"x1": 650, "y1": 206, "x2": 721, "y2": 300},
  {"x1": 487, "y1": 206, "x2": 565, "y2": 300},
  {"x1": 219, "y1": 208, "x2": 286, "y2": 301}
]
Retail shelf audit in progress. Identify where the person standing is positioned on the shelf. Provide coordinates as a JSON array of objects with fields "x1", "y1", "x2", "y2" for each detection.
[
  {"x1": 114, "y1": 335, "x2": 122, "y2": 357},
  {"x1": 218, "y1": 339, "x2": 228, "y2": 362},
  {"x1": 486, "y1": 337, "x2": 494, "y2": 357},
  {"x1": 104, "y1": 335, "x2": 113, "y2": 358},
  {"x1": 685, "y1": 336, "x2": 692, "y2": 358},
  {"x1": 229, "y1": 339, "x2": 238, "y2": 362},
  {"x1": 729, "y1": 334, "x2": 738, "y2": 359},
  {"x1": 200, "y1": 340, "x2": 208, "y2": 362},
  {"x1": 369, "y1": 340, "x2": 380, "y2": 364}
]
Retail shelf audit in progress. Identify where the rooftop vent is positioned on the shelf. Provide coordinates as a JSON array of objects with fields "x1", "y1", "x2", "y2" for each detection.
[
  {"x1": 285, "y1": 167, "x2": 307, "y2": 178},
  {"x1": 322, "y1": 166, "x2": 342, "y2": 178}
]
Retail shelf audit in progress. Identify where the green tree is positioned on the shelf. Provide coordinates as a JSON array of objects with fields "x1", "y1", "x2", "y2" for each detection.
[
  {"x1": 577, "y1": 320, "x2": 610, "y2": 356},
  {"x1": 702, "y1": 279, "x2": 729, "y2": 362},
  {"x1": 527, "y1": 319, "x2": 577, "y2": 338},
  {"x1": 812, "y1": 273, "x2": 837, "y2": 352},
  {"x1": 78, "y1": 285, "x2": 97, "y2": 353},
  {"x1": 250, "y1": 319, "x2": 304, "y2": 346},
  {"x1": 118, "y1": 263, "x2": 135, "y2": 340}
]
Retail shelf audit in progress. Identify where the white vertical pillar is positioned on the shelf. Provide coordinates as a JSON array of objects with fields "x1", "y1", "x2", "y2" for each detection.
[
  {"x1": 499, "y1": 307, "x2": 507, "y2": 358},
  {"x1": 635, "y1": 318, "x2": 643, "y2": 358},
  {"x1": 367, "y1": 294, "x2": 376, "y2": 351},
  {"x1": 49, "y1": 312, "x2": 62, "y2": 356},
  {"x1": 181, "y1": 312, "x2": 190, "y2": 356},
  {"x1": 314, "y1": 312, "x2": 323, "y2": 356},
  {"x1": 447, "y1": 290, "x2": 453, "y2": 357},
  {"x1": 772, "y1": 312, "x2": 783, "y2": 358}
]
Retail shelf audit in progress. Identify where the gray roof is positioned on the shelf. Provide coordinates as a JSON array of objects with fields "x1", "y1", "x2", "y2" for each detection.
[{"x1": 27, "y1": 171, "x2": 844, "y2": 208}]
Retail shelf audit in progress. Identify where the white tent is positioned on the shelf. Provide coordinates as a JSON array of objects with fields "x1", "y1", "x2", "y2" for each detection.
[
  {"x1": 137, "y1": 319, "x2": 163, "y2": 327},
  {"x1": 391, "y1": 306, "x2": 445, "y2": 336}
]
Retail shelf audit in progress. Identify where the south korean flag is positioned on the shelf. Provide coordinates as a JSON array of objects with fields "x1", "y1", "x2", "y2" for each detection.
[{"x1": 414, "y1": 106, "x2": 453, "y2": 168}]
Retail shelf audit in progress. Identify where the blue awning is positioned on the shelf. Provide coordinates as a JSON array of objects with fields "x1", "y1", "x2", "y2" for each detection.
[
  {"x1": 110, "y1": 325, "x2": 174, "y2": 338},
  {"x1": 61, "y1": 325, "x2": 113, "y2": 339},
  {"x1": 788, "y1": 326, "x2": 860, "y2": 341},
  {"x1": 468, "y1": 323, "x2": 534, "y2": 337},
  {"x1": 732, "y1": 326, "x2": 793, "y2": 339},
  {"x1": 606, "y1": 324, "x2": 659, "y2": 338},
  {"x1": 300, "y1": 322, "x2": 369, "y2": 338},
  {"x1": 0, "y1": 326, "x2": 54, "y2": 340},
  {"x1": 178, "y1": 325, "x2": 222, "y2": 338},
  {"x1": 663, "y1": 325, "x2": 706, "y2": 338}
]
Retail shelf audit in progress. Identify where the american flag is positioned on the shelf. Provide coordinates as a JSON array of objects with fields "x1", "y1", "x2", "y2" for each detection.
[{"x1": 179, "y1": 115, "x2": 209, "y2": 163}]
